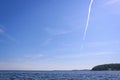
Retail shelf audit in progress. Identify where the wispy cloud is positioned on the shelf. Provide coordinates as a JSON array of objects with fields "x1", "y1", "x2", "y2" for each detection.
[
  {"x1": 25, "y1": 54, "x2": 44, "y2": 59},
  {"x1": 43, "y1": 27, "x2": 73, "y2": 46},
  {"x1": 4, "y1": 33, "x2": 16, "y2": 42},
  {"x1": 85, "y1": 41, "x2": 120, "y2": 48},
  {"x1": 0, "y1": 24, "x2": 6, "y2": 29},
  {"x1": 102, "y1": 0, "x2": 120, "y2": 15},
  {"x1": 45, "y1": 27, "x2": 72, "y2": 36},
  {"x1": 0, "y1": 28, "x2": 4, "y2": 33},
  {"x1": 105, "y1": 0, "x2": 120, "y2": 5},
  {"x1": 0, "y1": 25, "x2": 16, "y2": 42},
  {"x1": 0, "y1": 25, "x2": 5, "y2": 34}
]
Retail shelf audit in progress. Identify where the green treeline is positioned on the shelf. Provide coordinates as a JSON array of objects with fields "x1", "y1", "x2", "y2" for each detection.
[{"x1": 92, "y1": 64, "x2": 120, "y2": 71}]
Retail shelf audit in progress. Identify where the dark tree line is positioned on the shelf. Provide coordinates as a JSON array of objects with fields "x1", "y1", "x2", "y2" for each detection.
[{"x1": 92, "y1": 64, "x2": 120, "y2": 71}]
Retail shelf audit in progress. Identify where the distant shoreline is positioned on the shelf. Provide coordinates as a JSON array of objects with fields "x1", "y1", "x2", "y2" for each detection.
[
  {"x1": 92, "y1": 63, "x2": 120, "y2": 71},
  {"x1": 0, "y1": 70, "x2": 120, "y2": 72}
]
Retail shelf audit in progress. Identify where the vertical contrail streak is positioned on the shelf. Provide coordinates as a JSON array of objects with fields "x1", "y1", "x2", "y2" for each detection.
[{"x1": 83, "y1": 0, "x2": 93, "y2": 40}]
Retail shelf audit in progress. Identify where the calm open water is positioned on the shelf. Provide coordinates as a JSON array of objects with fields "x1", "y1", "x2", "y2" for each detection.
[{"x1": 0, "y1": 71, "x2": 120, "y2": 80}]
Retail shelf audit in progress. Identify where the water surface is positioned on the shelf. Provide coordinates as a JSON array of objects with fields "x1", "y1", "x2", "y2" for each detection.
[{"x1": 0, "y1": 71, "x2": 120, "y2": 80}]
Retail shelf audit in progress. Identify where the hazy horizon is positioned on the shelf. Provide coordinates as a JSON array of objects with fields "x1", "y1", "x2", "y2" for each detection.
[{"x1": 0, "y1": 0, "x2": 120, "y2": 70}]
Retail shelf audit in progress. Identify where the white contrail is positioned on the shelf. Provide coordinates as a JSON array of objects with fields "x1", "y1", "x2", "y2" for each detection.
[{"x1": 83, "y1": 0, "x2": 93, "y2": 40}]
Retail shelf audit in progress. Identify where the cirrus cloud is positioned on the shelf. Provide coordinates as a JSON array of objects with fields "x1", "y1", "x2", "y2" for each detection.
[
  {"x1": 105, "y1": 0, "x2": 120, "y2": 5},
  {"x1": 0, "y1": 24, "x2": 16, "y2": 42},
  {"x1": 0, "y1": 28, "x2": 4, "y2": 33}
]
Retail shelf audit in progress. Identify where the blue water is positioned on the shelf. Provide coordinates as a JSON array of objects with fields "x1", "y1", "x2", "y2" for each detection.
[{"x1": 0, "y1": 71, "x2": 120, "y2": 80}]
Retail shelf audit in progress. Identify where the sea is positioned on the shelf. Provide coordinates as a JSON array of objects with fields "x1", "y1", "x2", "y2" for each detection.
[{"x1": 0, "y1": 70, "x2": 120, "y2": 80}]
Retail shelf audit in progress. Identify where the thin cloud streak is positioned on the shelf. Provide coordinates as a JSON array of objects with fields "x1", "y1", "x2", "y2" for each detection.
[
  {"x1": 45, "y1": 27, "x2": 72, "y2": 36},
  {"x1": 0, "y1": 25, "x2": 6, "y2": 31},
  {"x1": 0, "y1": 25, "x2": 16, "y2": 42},
  {"x1": 0, "y1": 29, "x2": 4, "y2": 33},
  {"x1": 5, "y1": 33, "x2": 16, "y2": 42},
  {"x1": 83, "y1": 0, "x2": 93, "y2": 40},
  {"x1": 105, "y1": 0, "x2": 120, "y2": 5},
  {"x1": 0, "y1": 26, "x2": 5, "y2": 33},
  {"x1": 25, "y1": 54, "x2": 44, "y2": 59},
  {"x1": 85, "y1": 41, "x2": 120, "y2": 48},
  {"x1": 43, "y1": 27, "x2": 74, "y2": 46}
]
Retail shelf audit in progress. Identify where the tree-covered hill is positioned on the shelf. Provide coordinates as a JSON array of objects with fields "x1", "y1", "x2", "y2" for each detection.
[{"x1": 92, "y1": 64, "x2": 120, "y2": 71}]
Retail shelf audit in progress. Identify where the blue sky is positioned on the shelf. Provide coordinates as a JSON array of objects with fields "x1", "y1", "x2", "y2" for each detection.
[{"x1": 0, "y1": 0, "x2": 120, "y2": 70}]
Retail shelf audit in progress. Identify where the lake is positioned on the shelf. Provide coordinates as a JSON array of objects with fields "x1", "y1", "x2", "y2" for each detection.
[{"x1": 0, "y1": 71, "x2": 120, "y2": 80}]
